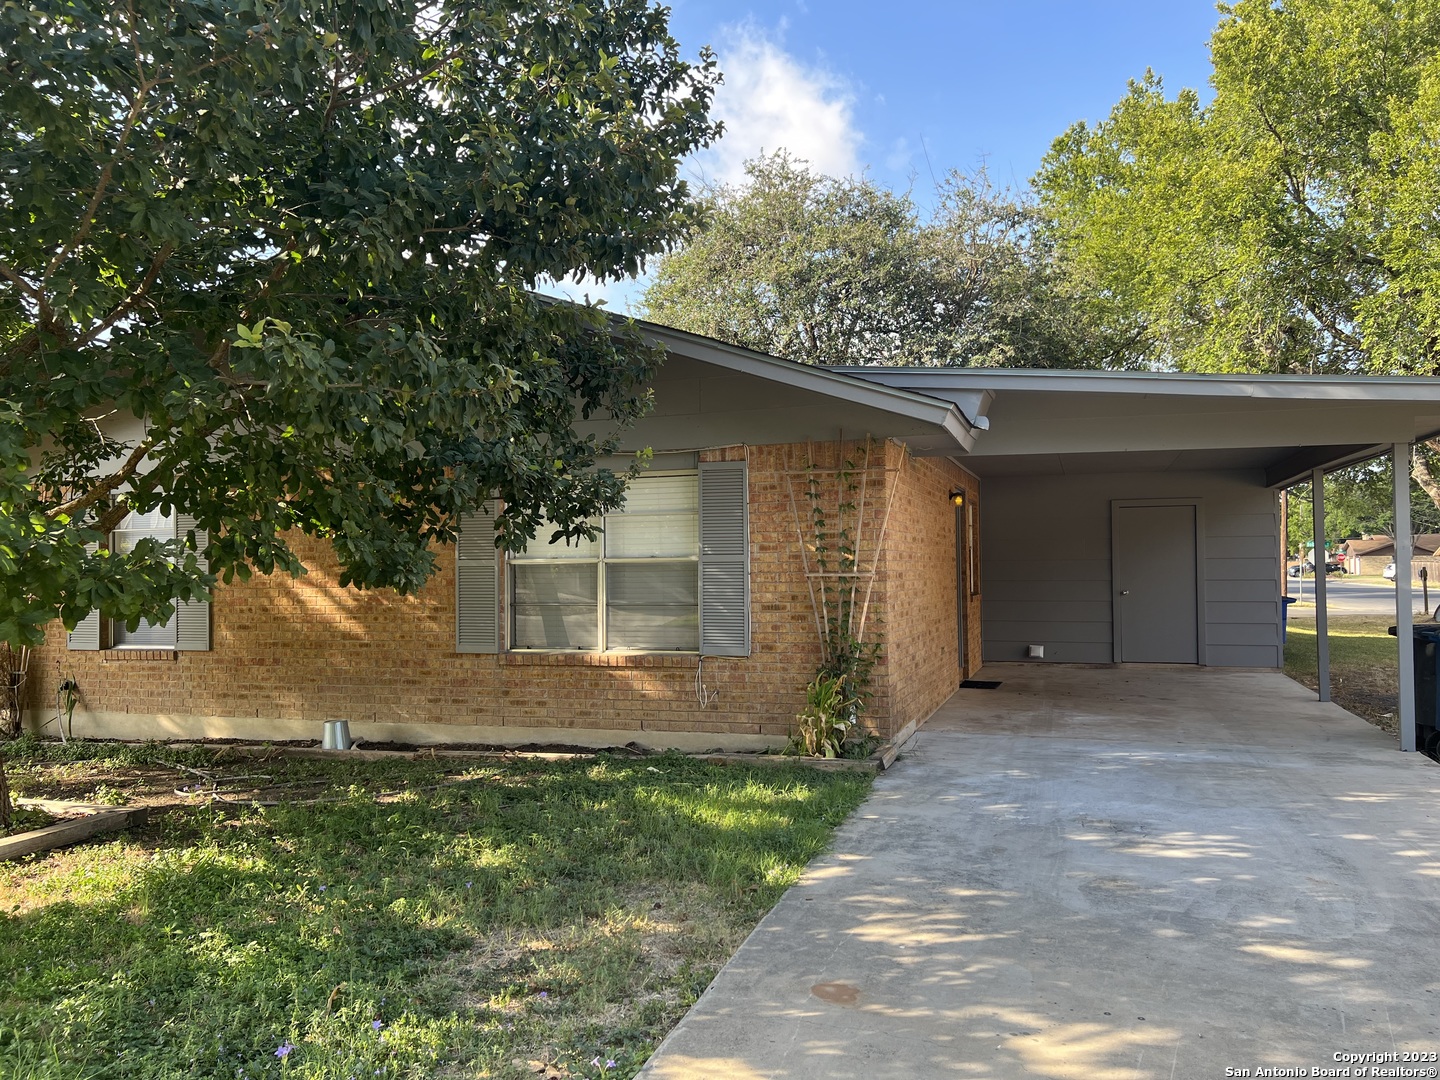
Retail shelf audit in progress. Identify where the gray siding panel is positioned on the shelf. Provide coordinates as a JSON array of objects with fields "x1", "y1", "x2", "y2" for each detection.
[
  {"x1": 984, "y1": 578, "x2": 1115, "y2": 603},
  {"x1": 985, "y1": 600, "x2": 1112, "y2": 624},
  {"x1": 1206, "y1": 601, "x2": 1278, "y2": 624},
  {"x1": 986, "y1": 558, "x2": 1112, "y2": 581},
  {"x1": 1209, "y1": 579, "x2": 1277, "y2": 602},
  {"x1": 1208, "y1": 644, "x2": 1282, "y2": 667},
  {"x1": 1206, "y1": 557, "x2": 1279, "y2": 580},
  {"x1": 1208, "y1": 622, "x2": 1279, "y2": 647},
  {"x1": 982, "y1": 469, "x2": 1280, "y2": 668},
  {"x1": 1206, "y1": 535, "x2": 1280, "y2": 560},
  {"x1": 1208, "y1": 512, "x2": 1280, "y2": 538},
  {"x1": 988, "y1": 620, "x2": 1114, "y2": 644},
  {"x1": 987, "y1": 639, "x2": 1115, "y2": 664}
]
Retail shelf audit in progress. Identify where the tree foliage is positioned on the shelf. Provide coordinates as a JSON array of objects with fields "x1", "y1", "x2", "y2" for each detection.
[
  {"x1": 641, "y1": 153, "x2": 1116, "y2": 367},
  {"x1": 1036, "y1": 0, "x2": 1440, "y2": 376},
  {"x1": 0, "y1": 0, "x2": 719, "y2": 647},
  {"x1": 1285, "y1": 466, "x2": 1440, "y2": 556}
]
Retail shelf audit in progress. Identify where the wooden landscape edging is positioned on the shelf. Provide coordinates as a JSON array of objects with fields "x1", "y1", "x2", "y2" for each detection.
[{"x1": 0, "y1": 799, "x2": 147, "y2": 861}]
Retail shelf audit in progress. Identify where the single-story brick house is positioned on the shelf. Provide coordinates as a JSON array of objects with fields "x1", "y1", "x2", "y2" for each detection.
[
  {"x1": 1342, "y1": 534, "x2": 1440, "y2": 576},
  {"x1": 26, "y1": 323, "x2": 1440, "y2": 751}
]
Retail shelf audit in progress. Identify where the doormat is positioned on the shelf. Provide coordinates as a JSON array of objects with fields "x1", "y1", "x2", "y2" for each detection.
[{"x1": 959, "y1": 679, "x2": 1002, "y2": 690}]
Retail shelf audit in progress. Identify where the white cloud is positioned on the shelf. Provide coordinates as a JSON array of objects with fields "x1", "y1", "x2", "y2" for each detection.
[
  {"x1": 691, "y1": 23, "x2": 862, "y2": 188},
  {"x1": 884, "y1": 136, "x2": 913, "y2": 174},
  {"x1": 536, "y1": 26, "x2": 864, "y2": 314}
]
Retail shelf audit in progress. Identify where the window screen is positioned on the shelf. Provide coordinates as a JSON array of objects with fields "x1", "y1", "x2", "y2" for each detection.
[
  {"x1": 110, "y1": 508, "x2": 177, "y2": 648},
  {"x1": 510, "y1": 474, "x2": 700, "y2": 652}
]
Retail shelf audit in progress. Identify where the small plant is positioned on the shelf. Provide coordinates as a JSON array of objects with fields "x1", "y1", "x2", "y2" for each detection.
[
  {"x1": 794, "y1": 673, "x2": 859, "y2": 758},
  {"x1": 788, "y1": 440, "x2": 889, "y2": 757},
  {"x1": 88, "y1": 784, "x2": 128, "y2": 806}
]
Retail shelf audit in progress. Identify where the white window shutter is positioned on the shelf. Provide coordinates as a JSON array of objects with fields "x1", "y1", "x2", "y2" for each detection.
[
  {"x1": 67, "y1": 541, "x2": 102, "y2": 651},
  {"x1": 699, "y1": 461, "x2": 750, "y2": 656},
  {"x1": 456, "y1": 501, "x2": 501, "y2": 653},
  {"x1": 174, "y1": 513, "x2": 211, "y2": 651}
]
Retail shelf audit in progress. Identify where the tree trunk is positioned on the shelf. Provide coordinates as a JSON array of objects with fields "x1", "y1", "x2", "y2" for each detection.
[
  {"x1": 0, "y1": 752, "x2": 11, "y2": 832},
  {"x1": 1413, "y1": 440, "x2": 1440, "y2": 519}
]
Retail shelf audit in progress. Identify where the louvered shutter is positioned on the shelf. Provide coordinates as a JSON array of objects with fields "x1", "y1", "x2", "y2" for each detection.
[
  {"x1": 456, "y1": 500, "x2": 501, "y2": 653},
  {"x1": 698, "y1": 461, "x2": 750, "y2": 656},
  {"x1": 174, "y1": 513, "x2": 211, "y2": 651},
  {"x1": 67, "y1": 540, "x2": 102, "y2": 650}
]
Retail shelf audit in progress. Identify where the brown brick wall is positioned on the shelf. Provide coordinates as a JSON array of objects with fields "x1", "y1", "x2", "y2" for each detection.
[
  {"x1": 28, "y1": 439, "x2": 977, "y2": 748},
  {"x1": 878, "y1": 446, "x2": 982, "y2": 736}
]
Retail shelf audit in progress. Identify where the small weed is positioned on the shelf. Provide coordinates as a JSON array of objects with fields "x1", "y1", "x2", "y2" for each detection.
[{"x1": 86, "y1": 783, "x2": 129, "y2": 806}]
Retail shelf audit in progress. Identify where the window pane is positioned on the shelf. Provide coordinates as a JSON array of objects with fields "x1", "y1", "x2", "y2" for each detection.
[
  {"x1": 606, "y1": 562, "x2": 699, "y2": 651},
  {"x1": 605, "y1": 513, "x2": 698, "y2": 558},
  {"x1": 512, "y1": 564, "x2": 599, "y2": 649},
  {"x1": 113, "y1": 617, "x2": 175, "y2": 648},
  {"x1": 618, "y1": 475, "x2": 698, "y2": 515},
  {"x1": 513, "y1": 518, "x2": 598, "y2": 561},
  {"x1": 111, "y1": 509, "x2": 177, "y2": 647}
]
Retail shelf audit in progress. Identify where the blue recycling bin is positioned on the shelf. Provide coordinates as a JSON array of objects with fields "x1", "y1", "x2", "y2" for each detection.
[{"x1": 1281, "y1": 596, "x2": 1297, "y2": 642}]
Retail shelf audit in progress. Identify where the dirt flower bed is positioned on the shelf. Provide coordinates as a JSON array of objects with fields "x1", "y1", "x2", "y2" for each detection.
[{"x1": 0, "y1": 736, "x2": 871, "y2": 1080}]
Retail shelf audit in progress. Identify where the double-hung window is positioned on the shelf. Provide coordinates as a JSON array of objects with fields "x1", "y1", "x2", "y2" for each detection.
[
  {"x1": 109, "y1": 508, "x2": 179, "y2": 648},
  {"x1": 510, "y1": 473, "x2": 700, "y2": 652},
  {"x1": 67, "y1": 508, "x2": 212, "y2": 652}
]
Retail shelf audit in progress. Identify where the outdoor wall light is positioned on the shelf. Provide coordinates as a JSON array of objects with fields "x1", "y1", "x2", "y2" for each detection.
[{"x1": 949, "y1": 489, "x2": 966, "y2": 507}]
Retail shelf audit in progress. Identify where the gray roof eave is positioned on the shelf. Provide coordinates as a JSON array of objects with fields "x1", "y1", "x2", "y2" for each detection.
[
  {"x1": 634, "y1": 321, "x2": 976, "y2": 450},
  {"x1": 831, "y1": 366, "x2": 1440, "y2": 404}
]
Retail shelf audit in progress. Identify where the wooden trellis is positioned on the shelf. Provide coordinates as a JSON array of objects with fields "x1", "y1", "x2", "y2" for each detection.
[{"x1": 784, "y1": 439, "x2": 899, "y2": 662}]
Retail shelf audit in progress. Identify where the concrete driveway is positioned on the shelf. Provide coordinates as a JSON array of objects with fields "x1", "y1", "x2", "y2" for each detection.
[{"x1": 640, "y1": 666, "x2": 1440, "y2": 1080}]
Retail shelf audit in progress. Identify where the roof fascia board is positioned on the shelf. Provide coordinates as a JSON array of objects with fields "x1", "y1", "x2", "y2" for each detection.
[{"x1": 837, "y1": 367, "x2": 1440, "y2": 404}]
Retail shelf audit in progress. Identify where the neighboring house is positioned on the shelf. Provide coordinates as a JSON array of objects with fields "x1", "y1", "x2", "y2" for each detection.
[
  {"x1": 1343, "y1": 535, "x2": 1440, "y2": 576},
  {"x1": 26, "y1": 324, "x2": 1440, "y2": 751}
]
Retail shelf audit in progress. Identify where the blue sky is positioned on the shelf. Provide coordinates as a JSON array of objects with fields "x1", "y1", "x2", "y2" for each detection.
[{"x1": 547, "y1": 2, "x2": 1223, "y2": 308}]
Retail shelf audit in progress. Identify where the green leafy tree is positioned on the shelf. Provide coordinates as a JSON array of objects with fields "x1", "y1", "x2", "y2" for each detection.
[
  {"x1": 1037, "y1": 0, "x2": 1440, "y2": 377},
  {"x1": 1286, "y1": 466, "x2": 1440, "y2": 557},
  {"x1": 641, "y1": 152, "x2": 1116, "y2": 367},
  {"x1": 1035, "y1": 0, "x2": 1440, "y2": 507},
  {"x1": 0, "y1": 0, "x2": 719, "y2": 648}
]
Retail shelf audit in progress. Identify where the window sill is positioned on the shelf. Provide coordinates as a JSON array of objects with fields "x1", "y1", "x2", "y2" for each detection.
[
  {"x1": 501, "y1": 652, "x2": 698, "y2": 668},
  {"x1": 101, "y1": 649, "x2": 178, "y2": 662}
]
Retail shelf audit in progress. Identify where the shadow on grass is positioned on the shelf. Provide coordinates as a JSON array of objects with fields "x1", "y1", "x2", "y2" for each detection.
[{"x1": 0, "y1": 752, "x2": 870, "y2": 1080}]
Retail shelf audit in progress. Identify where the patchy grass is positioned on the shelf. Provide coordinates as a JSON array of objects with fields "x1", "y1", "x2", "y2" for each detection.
[
  {"x1": 1285, "y1": 615, "x2": 1402, "y2": 734},
  {"x1": 0, "y1": 740, "x2": 872, "y2": 1080}
]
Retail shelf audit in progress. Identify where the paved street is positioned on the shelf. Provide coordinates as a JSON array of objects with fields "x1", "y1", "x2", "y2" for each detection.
[{"x1": 1285, "y1": 576, "x2": 1434, "y2": 617}]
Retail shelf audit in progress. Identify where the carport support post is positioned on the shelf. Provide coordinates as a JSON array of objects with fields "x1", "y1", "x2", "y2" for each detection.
[
  {"x1": 1395, "y1": 442, "x2": 1417, "y2": 752},
  {"x1": 1311, "y1": 468, "x2": 1330, "y2": 703}
]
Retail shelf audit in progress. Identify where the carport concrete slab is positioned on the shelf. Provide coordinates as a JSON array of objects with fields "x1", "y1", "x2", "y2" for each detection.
[{"x1": 640, "y1": 666, "x2": 1440, "y2": 1080}]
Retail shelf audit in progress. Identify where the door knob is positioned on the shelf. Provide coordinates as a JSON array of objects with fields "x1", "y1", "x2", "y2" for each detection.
[{"x1": 1120, "y1": 590, "x2": 1130, "y2": 595}]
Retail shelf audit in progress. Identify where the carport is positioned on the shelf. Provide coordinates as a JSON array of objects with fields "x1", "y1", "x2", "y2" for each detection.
[{"x1": 843, "y1": 369, "x2": 1440, "y2": 752}]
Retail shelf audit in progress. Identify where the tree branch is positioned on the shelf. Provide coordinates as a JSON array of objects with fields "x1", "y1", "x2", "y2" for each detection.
[
  {"x1": 46, "y1": 436, "x2": 158, "y2": 522},
  {"x1": 75, "y1": 243, "x2": 174, "y2": 347},
  {"x1": 1414, "y1": 442, "x2": 1440, "y2": 516},
  {"x1": 0, "y1": 258, "x2": 40, "y2": 302}
]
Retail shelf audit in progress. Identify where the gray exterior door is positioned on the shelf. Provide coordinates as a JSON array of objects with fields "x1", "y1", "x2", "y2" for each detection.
[{"x1": 1113, "y1": 502, "x2": 1200, "y2": 663}]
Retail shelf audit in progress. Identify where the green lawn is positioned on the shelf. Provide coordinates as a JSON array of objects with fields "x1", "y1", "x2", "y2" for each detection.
[
  {"x1": 1284, "y1": 615, "x2": 1401, "y2": 733},
  {"x1": 0, "y1": 739, "x2": 872, "y2": 1080}
]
